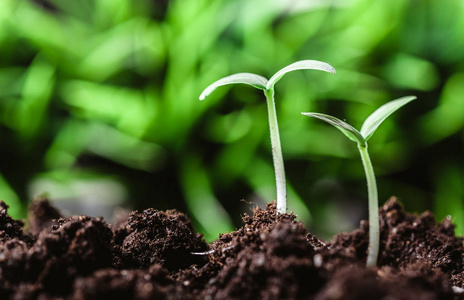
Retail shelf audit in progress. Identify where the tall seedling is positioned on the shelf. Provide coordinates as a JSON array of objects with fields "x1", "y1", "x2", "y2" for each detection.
[
  {"x1": 302, "y1": 96, "x2": 416, "y2": 267},
  {"x1": 200, "y1": 60, "x2": 336, "y2": 214}
]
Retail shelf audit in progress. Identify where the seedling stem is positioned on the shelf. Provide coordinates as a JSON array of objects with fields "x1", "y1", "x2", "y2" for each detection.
[
  {"x1": 264, "y1": 88, "x2": 286, "y2": 213},
  {"x1": 358, "y1": 143, "x2": 379, "y2": 267}
]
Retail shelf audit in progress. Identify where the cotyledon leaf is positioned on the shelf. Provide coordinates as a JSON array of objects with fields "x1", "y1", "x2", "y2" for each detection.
[
  {"x1": 301, "y1": 112, "x2": 365, "y2": 145},
  {"x1": 199, "y1": 73, "x2": 268, "y2": 100},
  {"x1": 266, "y1": 60, "x2": 336, "y2": 90},
  {"x1": 360, "y1": 96, "x2": 417, "y2": 141}
]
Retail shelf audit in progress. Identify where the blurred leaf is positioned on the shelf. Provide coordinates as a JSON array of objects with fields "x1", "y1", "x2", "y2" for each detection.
[
  {"x1": 0, "y1": 0, "x2": 463, "y2": 240},
  {"x1": 419, "y1": 73, "x2": 464, "y2": 143},
  {"x1": 0, "y1": 67, "x2": 24, "y2": 98},
  {"x1": 61, "y1": 80, "x2": 156, "y2": 138},
  {"x1": 48, "y1": 0, "x2": 94, "y2": 21},
  {"x1": 180, "y1": 156, "x2": 234, "y2": 242},
  {"x1": 382, "y1": 53, "x2": 439, "y2": 91},
  {"x1": 94, "y1": 0, "x2": 131, "y2": 25},
  {"x1": 45, "y1": 120, "x2": 163, "y2": 171},
  {"x1": 45, "y1": 120, "x2": 90, "y2": 169},
  {"x1": 0, "y1": 174, "x2": 25, "y2": 219},
  {"x1": 11, "y1": 1, "x2": 76, "y2": 56},
  {"x1": 434, "y1": 164, "x2": 464, "y2": 237},
  {"x1": 212, "y1": 108, "x2": 267, "y2": 184},
  {"x1": 206, "y1": 110, "x2": 253, "y2": 143},
  {"x1": 78, "y1": 19, "x2": 161, "y2": 81},
  {"x1": 281, "y1": 126, "x2": 352, "y2": 159},
  {"x1": 10, "y1": 55, "x2": 55, "y2": 138}
]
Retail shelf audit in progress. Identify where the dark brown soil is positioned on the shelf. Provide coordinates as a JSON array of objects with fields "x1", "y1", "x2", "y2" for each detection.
[{"x1": 0, "y1": 197, "x2": 463, "y2": 299}]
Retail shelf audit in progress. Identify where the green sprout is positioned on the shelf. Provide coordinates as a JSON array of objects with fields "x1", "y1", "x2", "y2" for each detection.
[
  {"x1": 200, "y1": 60, "x2": 336, "y2": 214},
  {"x1": 302, "y1": 96, "x2": 416, "y2": 267}
]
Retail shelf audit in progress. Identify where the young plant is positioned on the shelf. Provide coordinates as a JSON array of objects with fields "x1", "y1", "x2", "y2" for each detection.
[
  {"x1": 302, "y1": 96, "x2": 416, "y2": 267},
  {"x1": 200, "y1": 60, "x2": 336, "y2": 214}
]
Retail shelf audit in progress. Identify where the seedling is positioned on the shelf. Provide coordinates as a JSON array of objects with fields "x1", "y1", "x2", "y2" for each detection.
[
  {"x1": 200, "y1": 60, "x2": 336, "y2": 214},
  {"x1": 302, "y1": 96, "x2": 416, "y2": 267}
]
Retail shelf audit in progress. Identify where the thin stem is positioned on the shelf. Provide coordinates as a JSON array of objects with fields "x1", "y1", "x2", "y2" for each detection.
[
  {"x1": 264, "y1": 88, "x2": 286, "y2": 214},
  {"x1": 357, "y1": 143, "x2": 380, "y2": 268}
]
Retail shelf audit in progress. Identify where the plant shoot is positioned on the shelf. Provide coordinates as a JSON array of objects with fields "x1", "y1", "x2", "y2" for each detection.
[
  {"x1": 302, "y1": 96, "x2": 416, "y2": 267},
  {"x1": 200, "y1": 60, "x2": 336, "y2": 214}
]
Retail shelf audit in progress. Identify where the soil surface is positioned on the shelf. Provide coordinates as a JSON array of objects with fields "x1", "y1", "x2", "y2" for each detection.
[{"x1": 0, "y1": 197, "x2": 463, "y2": 299}]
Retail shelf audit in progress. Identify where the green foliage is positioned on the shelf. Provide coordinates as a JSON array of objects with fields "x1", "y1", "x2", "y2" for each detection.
[
  {"x1": 303, "y1": 96, "x2": 416, "y2": 266},
  {"x1": 0, "y1": 0, "x2": 463, "y2": 239},
  {"x1": 302, "y1": 96, "x2": 417, "y2": 145},
  {"x1": 200, "y1": 60, "x2": 335, "y2": 214}
]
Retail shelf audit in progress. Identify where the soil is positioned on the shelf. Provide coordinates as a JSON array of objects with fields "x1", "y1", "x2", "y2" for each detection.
[{"x1": 0, "y1": 197, "x2": 463, "y2": 299}]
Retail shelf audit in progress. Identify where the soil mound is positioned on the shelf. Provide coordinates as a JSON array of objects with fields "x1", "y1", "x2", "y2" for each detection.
[
  {"x1": 0, "y1": 198, "x2": 463, "y2": 299},
  {"x1": 112, "y1": 208, "x2": 209, "y2": 272}
]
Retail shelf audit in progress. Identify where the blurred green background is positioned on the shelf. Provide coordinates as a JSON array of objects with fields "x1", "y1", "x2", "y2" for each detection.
[{"x1": 0, "y1": 0, "x2": 463, "y2": 241}]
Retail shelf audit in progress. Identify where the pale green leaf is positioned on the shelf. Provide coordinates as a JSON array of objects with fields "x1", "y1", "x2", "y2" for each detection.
[
  {"x1": 360, "y1": 96, "x2": 417, "y2": 141},
  {"x1": 302, "y1": 112, "x2": 365, "y2": 145},
  {"x1": 266, "y1": 60, "x2": 336, "y2": 90},
  {"x1": 199, "y1": 73, "x2": 268, "y2": 100}
]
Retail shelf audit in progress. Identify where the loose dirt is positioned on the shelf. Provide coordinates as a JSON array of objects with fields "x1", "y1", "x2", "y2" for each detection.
[{"x1": 0, "y1": 198, "x2": 463, "y2": 299}]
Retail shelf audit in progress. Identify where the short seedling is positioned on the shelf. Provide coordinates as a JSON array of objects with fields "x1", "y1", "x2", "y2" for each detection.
[
  {"x1": 200, "y1": 60, "x2": 336, "y2": 214},
  {"x1": 302, "y1": 96, "x2": 416, "y2": 267}
]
